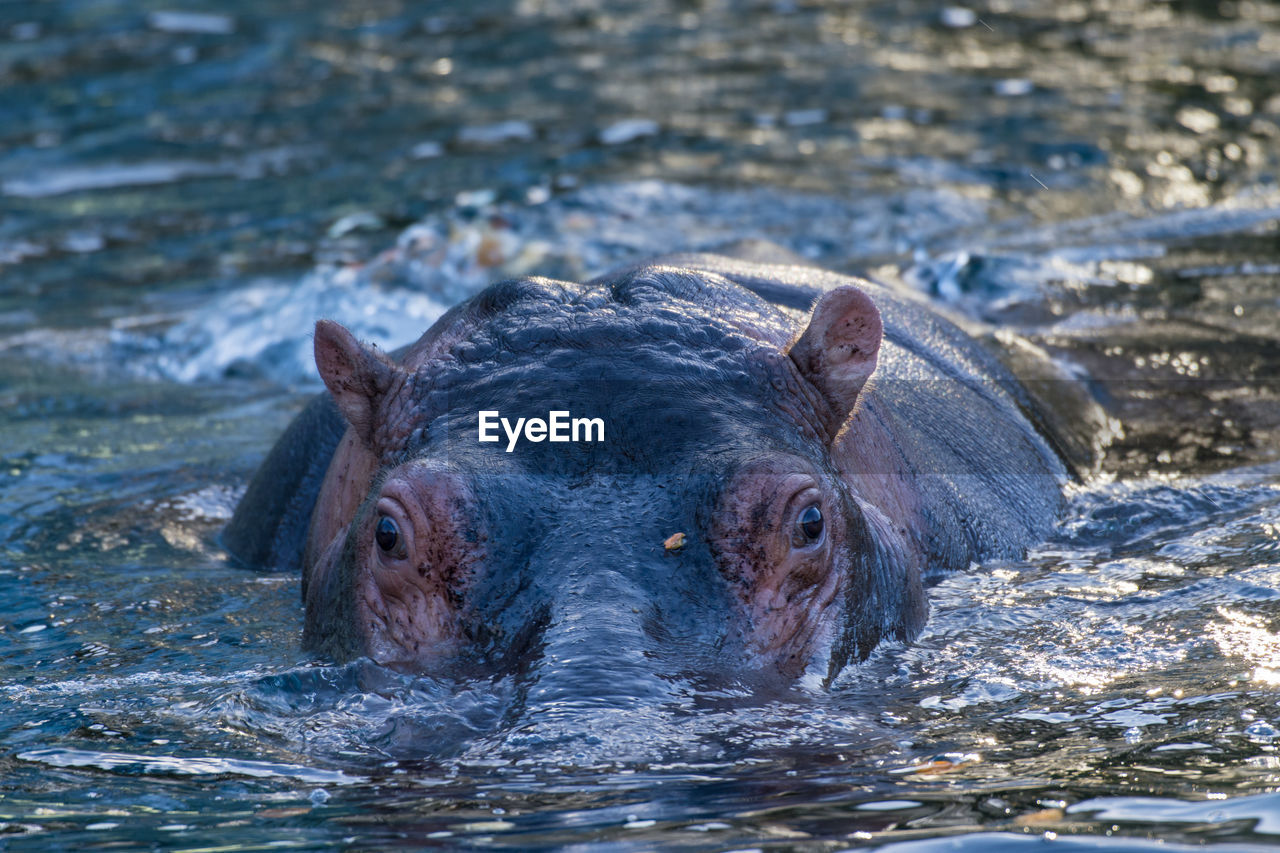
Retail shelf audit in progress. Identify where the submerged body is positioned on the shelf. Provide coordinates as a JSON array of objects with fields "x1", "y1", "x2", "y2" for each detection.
[{"x1": 226, "y1": 251, "x2": 1088, "y2": 685}]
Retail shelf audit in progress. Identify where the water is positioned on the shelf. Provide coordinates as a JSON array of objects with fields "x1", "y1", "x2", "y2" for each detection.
[{"x1": 4, "y1": 0, "x2": 1280, "y2": 849}]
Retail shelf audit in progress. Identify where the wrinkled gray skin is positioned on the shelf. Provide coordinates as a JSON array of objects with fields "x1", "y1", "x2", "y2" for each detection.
[{"x1": 226, "y1": 248, "x2": 1089, "y2": 690}]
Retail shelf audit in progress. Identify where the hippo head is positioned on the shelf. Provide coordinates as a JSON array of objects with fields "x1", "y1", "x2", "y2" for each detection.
[{"x1": 301, "y1": 267, "x2": 927, "y2": 690}]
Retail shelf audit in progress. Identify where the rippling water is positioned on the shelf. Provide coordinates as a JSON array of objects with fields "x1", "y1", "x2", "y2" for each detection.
[{"x1": 4, "y1": 0, "x2": 1280, "y2": 850}]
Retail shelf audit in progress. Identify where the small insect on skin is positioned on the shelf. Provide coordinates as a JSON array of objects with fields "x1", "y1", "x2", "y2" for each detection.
[{"x1": 663, "y1": 532, "x2": 687, "y2": 551}]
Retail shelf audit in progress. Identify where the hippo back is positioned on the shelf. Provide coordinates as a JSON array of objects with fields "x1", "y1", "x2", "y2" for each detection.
[{"x1": 632, "y1": 252, "x2": 1078, "y2": 580}]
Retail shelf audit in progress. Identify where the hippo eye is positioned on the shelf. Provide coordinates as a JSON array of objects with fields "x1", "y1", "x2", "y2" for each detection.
[
  {"x1": 375, "y1": 516, "x2": 400, "y2": 553},
  {"x1": 794, "y1": 504, "x2": 824, "y2": 546}
]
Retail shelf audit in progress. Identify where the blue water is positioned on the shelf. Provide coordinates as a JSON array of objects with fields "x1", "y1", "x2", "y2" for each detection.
[{"x1": 4, "y1": 0, "x2": 1280, "y2": 850}]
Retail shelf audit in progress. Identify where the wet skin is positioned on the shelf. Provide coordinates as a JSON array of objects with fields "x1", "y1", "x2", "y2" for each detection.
[{"x1": 225, "y1": 251, "x2": 1084, "y2": 686}]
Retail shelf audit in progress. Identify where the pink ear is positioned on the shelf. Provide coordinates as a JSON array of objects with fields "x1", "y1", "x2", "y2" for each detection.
[
  {"x1": 313, "y1": 320, "x2": 399, "y2": 450},
  {"x1": 788, "y1": 286, "x2": 883, "y2": 435}
]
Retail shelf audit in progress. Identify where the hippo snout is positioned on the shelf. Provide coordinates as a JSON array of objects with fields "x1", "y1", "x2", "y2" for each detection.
[{"x1": 520, "y1": 569, "x2": 690, "y2": 707}]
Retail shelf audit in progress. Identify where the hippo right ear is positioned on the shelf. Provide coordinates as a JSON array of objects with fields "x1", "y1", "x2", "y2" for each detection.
[
  {"x1": 788, "y1": 286, "x2": 883, "y2": 439},
  {"x1": 313, "y1": 320, "x2": 403, "y2": 453}
]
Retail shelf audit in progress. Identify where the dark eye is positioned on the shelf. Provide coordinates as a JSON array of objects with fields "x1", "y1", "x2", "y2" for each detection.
[
  {"x1": 375, "y1": 516, "x2": 400, "y2": 553},
  {"x1": 795, "y1": 504, "x2": 824, "y2": 544}
]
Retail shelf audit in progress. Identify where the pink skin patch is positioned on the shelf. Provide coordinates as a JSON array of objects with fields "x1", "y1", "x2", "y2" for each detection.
[
  {"x1": 709, "y1": 459, "x2": 849, "y2": 677},
  {"x1": 352, "y1": 464, "x2": 484, "y2": 666}
]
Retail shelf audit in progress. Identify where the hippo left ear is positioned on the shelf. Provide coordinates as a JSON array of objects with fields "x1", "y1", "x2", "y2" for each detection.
[
  {"x1": 788, "y1": 286, "x2": 883, "y2": 438},
  {"x1": 314, "y1": 320, "x2": 404, "y2": 453}
]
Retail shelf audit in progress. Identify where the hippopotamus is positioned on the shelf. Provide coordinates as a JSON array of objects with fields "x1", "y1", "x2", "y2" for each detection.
[{"x1": 225, "y1": 247, "x2": 1094, "y2": 686}]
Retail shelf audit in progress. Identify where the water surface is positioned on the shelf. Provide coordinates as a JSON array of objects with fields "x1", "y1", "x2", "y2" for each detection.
[{"x1": 3, "y1": 0, "x2": 1280, "y2": 849}]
